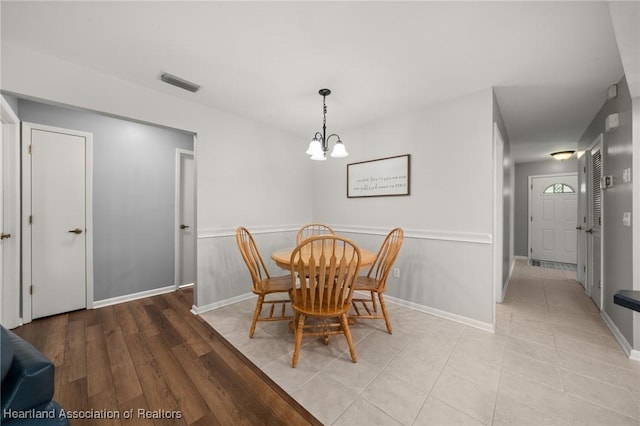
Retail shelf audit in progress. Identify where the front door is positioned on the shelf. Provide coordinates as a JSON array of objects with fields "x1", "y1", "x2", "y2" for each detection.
[
  {"x1": 587, "y1": 136, "x2": 603, "y2": 309},
  {"x1": 24, "y1": 123, "x2": 92, "y2": 319},
  {"x1": 530, "y1": 174, "x2": 578, "y2": 264}
]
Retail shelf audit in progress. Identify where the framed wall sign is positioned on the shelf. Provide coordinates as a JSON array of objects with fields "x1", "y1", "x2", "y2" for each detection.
[{"x1": 347, "y1": 154, "x2": 410, "y2": 198}]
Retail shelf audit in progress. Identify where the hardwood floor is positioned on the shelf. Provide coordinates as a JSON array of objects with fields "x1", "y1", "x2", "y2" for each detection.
[{"x1": 13, "y1": 288, "x2": 321, "y2": 426}]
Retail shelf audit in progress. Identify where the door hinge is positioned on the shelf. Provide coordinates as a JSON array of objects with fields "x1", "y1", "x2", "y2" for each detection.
[
  {"x1": 530, "y1": 216, "x2": 533, "y2": 222},
  {"x1": 584, "y1": 166, "x2": 587, "y2": 173},
  {"x1": 584, "y1": 265, "x2": 586, "y2": 272},
  {"x1": 29, "y1": 286, "x2": 33, "y2": 295},
  {"x1": 29, "y1": 215, "x2": 33, "y2": 224},
  {"x1": 530, "y1": 248, "x2": 533, "y2": 253},
  {"x1": 599, "y1": 216, "x2": 602, "y2": 226},
  {"x1": 28, "y1": 144, "x2": 32, "y2": 154}
]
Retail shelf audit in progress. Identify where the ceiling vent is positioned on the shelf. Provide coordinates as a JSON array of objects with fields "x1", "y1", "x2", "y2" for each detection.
[{"x1": 160, "y1": 72, "x2": 201, "y2": 93}]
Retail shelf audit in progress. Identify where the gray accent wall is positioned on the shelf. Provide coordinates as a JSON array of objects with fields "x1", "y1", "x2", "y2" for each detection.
[
  {"x1": 514, "y1": 159, "x2": 578, "y2": 257},
  {"x1": 18, "y1": 100, "x2": 194, "y2": 301},
  {"x1": 578, "y1": 76, "x2": 633, "y2": 344}
]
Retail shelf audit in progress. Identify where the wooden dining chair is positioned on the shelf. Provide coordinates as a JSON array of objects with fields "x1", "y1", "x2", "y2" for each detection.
[
  {"x1": 289, "y1": 235, "x2": 361, "y2": 367},
  {"x1": 351, "y1": 228, "x2": 404, "y2": 334},
  {"x1": 235, "y1": 227, "x2": 292, "y2": 338},
  {"x1": 295, "y1": 223, "x2": 335, "y2": 244}
]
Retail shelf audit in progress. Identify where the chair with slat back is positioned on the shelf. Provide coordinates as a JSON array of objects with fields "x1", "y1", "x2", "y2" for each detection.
[
  {"x1": 296, "y1": 223, "x2": 335, "y2": 244},
  {"x1": 236, "y1": 227, "x2": 292, "y2": 338},
  {"x1": 351, "y1": 228, "x2": 404, "y2": 334},
  {"x1": 289, "y1": 235, "x2": 361, "y2": 367}
]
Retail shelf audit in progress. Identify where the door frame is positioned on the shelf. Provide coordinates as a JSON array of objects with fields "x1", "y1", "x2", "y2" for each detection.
[
  {"x1": 576, "y1": 151, "x2": 588, "y2": 288},
  {"x1": 174, "y1": 148, "x2": 195, "y2": 290},
  {"x1": 493, "y1": 123, "x2": 504, "y2": 305},
  {"x1": 586, "y1": 134, "x2": 604, "y2": 310},
  {"x1": 21, "y1": 122, "x2": 94, "y2": 324},
  {"x1": 527, "y1": 172, "x2": 578, "y2": 262},
  {"x1": 1, "y1": 96, "x2": 21, "y2": 328}
]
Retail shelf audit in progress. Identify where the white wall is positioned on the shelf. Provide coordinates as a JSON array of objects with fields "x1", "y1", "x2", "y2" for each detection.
[
  {"x1": 311, "y1": 89, "x2": 496, "y2": 327},
  {"x1": 2, "y1": 42, "x2": 498, "y2": 329},
  {"x1": 1, "y1": 41, "x2": 313, "y2": 309}
]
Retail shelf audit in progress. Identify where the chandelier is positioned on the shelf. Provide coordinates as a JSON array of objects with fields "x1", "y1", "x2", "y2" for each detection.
[{"x1": 305, "y1": 89, "x2": 348, "y2": 161}]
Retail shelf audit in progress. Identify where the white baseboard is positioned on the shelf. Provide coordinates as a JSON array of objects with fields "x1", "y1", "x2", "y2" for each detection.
[
  {"x1": 498, "y1": 257, "x2": 517, "y2": 303},
  {"x1": 384, "y1": 294, "x2": 495, "y2": 333},
  {"x1": 93, "y1": 285, "x2": 175, "y2": 309},
  {"x1": 600, "y1": 310, "x2": 635, "y2": 358},
  {"x1": 191, "y1": 290, "x2": 494, "y2": 333},
  {"x1": 191, "y1": 292, "x2": 255, "y2": 315}
]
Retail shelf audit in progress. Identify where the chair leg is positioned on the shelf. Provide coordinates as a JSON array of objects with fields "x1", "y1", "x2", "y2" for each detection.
[
  {"x1": 339, "y1": 313, "x2": 358, "y2": 363},
  {"x1": 249, "y1": 295, "x2": 264, "y2": 338},
  {"x1": 370, "y1": 290, "x2": 378, "y2": 312},
  {"x1": 292, "y1": 313, "x2": 306, "y2": 368},
  {"x1": 378, "y1": 293, "x2": 392, "y2": 334}
]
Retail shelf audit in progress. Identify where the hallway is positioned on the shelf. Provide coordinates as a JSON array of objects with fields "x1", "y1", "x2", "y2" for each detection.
[{"x1": 204, "y1": 258, "x2": 640, "y2": 425}]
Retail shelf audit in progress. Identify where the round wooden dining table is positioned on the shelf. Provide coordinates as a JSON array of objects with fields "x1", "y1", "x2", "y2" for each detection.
[{"x1": 271, "y1": 244, "x2": 377, "y2": 271}]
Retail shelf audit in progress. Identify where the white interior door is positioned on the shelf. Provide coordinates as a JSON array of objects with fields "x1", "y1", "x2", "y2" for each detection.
[
  {"x1": 25, "y1": 123, "x2": 92, "y2": 319},
  {"x1": 0, "y1": 120, "x2": 4, "y2": 324},
  {"x1": 1, "y1": 98, "x2": 20, "y2": 328},
  {"x1": 176, "y1": 150, "x2": 195, "y2": 288},
  {"x1": 530, "y1": 174, "x2": 578, "y2": 263},
  {"x1": 576, "y1": 153, "x2": 588, "y2": 288},
  {"x1": 587, "y1": 137, "x2": 603, "y2": 309}
]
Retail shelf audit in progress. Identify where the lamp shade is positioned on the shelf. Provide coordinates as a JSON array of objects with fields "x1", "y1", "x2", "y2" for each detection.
[
  {"x1": 330, "y1": 141, "x2": 348, "y2": 158},
  {"x1": 306, "y1": 139, "x2": 323, "y2": 156},
  {"x1": 310, "y1": 151, "x2": 326, "y2": 161}
]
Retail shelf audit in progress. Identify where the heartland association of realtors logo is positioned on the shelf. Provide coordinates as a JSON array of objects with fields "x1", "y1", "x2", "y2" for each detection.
[{"x1": 3, "y1": 408, "x2": 183, "y2": 420}]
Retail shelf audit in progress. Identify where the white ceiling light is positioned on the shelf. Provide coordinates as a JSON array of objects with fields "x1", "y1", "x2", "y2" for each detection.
[{"x1": 550, "y1": 150, "x2": 575, "y2": 161}]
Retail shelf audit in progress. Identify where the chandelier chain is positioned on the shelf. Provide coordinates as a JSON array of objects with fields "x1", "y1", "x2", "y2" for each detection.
[{"x1": 323, "y1": 97, "x2": 327, "y2": 130}]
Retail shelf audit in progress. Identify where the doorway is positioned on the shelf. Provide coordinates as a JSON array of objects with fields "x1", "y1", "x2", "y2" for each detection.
[
  {"x1": 175, "y1": 149, "x2": 196, "y2": 289},
  {"x1": 528, "y1": 173, "x2": 578, "y2": 264},
  {"x1": 22, "y1": 122, "x2": 93, "y2": 321}
]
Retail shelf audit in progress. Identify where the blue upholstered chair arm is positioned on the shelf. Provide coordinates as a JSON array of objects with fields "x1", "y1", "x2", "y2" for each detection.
[{"x1": 1, "y1": 329, "x2": 55, "y2": 416}]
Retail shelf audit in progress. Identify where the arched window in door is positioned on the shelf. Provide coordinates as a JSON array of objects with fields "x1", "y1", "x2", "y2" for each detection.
[{"x1": 543, "y1": 183, "x2": 575, "y2": 194}]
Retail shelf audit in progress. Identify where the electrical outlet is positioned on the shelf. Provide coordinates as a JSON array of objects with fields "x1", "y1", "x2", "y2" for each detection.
[{"x1": 393, "y1": 268, "x2": 400, "y2": 279}]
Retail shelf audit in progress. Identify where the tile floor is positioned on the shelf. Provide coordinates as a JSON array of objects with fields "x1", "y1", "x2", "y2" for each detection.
[{"x1": 200, "y1": 259, "x2": 640, "y2": 425}]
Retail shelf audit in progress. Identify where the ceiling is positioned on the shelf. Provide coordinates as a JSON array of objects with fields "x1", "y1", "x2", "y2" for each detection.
[{"x1": 1, "y1": 1, "x2": 626, "y2": 163}]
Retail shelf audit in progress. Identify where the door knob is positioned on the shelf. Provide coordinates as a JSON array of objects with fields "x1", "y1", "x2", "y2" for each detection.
[
  {"x1": 180, "y1": 224, "x2": 190, "y2": 229},
  {"x1": 576, "y1": 226, "x2": 583, "y2": 230},
  {"x1": 585, "y1": 228, "x2": 593, "y2": 234},
  {"x1": 68, "y1": 228, "x2": 83, "y2": 234},
  {"x1": 0, "y1": 233, "x2": 10, "y2": 240}
]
